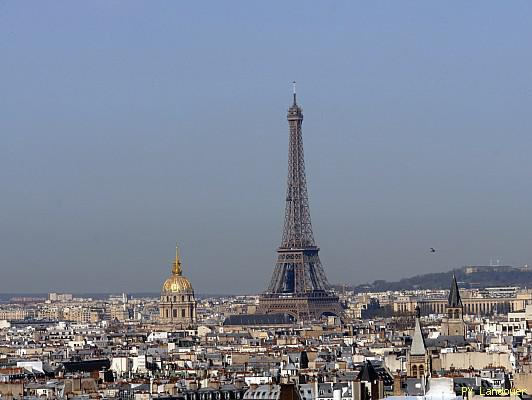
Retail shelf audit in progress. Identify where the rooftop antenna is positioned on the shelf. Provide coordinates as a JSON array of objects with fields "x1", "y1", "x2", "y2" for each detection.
[{"x1": 292, "y1": 80, "x2": 297, "y2": 105}]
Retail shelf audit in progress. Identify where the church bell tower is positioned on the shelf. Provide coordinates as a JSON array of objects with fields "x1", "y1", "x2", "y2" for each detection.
[{"x1": 441, "y1": 274, "x2": 465, "y2": 336}]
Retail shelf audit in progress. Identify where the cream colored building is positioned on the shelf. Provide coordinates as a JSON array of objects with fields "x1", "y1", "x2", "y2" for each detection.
[
  {"x1": 0, "y1": 308, "x2": 30, "y2": 321},
  {"x1": 393, "y1": 290, "x2": 532, "y2": 316}
]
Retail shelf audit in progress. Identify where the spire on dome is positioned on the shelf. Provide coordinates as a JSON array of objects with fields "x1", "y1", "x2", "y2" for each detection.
[{"x1": 172, "y1": 243, "x2": 183, "y2": 276}]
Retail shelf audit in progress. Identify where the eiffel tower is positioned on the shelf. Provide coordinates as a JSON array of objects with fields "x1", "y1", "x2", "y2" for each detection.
[{"x1": 258, "y1": 84, "x2": 342, "y2": 320}]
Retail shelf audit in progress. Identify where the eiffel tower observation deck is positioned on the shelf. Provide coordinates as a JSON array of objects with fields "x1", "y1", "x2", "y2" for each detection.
[{"x1": 258, "y1": 83, "x2": 342, "y2": 321}]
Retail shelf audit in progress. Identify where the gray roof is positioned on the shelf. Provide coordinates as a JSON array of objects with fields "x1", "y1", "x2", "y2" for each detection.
[
  {"x1": 357, "y1": 361, "x2": 379, "y2": 382},
  {"x1": 410, "y1": 315, "x2": 426, "y2": 356},
  {"x1": 223, "y1": 313, "x2": 295, "y2": 326},
  {"x1": 425, "y1": 335, "x2": 468, "y2": 348},
  {"x1": 405, "y1": 378, "x2": 425, "y2": 396}
]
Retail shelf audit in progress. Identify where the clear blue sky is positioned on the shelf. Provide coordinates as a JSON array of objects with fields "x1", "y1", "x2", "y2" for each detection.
[{"x1": 1, "y1": 1, "x2": 532, "y2": 294}]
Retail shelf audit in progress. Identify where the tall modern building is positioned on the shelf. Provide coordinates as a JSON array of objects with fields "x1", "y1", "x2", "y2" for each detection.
[{"x1": 258, "y1": 85, "x2": 342, "y2": 320}]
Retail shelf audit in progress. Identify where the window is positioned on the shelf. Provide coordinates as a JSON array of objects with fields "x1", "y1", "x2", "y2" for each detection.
[{"x1": 173, "y1": 309, "x2": 178, "y2": 318}]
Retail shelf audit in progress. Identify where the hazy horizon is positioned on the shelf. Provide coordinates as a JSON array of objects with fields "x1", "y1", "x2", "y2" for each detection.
[{"x1": 2, "y1": 2, "x2": 532, "y2": 294}]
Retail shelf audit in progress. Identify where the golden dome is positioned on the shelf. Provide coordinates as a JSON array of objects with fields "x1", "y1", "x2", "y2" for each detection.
[
  {"x1": 162, "y1": 244, "x2": 194, "y2": 294},
  {"x1": 162, "y1": 275, "x2": 193, "y2": 293}
]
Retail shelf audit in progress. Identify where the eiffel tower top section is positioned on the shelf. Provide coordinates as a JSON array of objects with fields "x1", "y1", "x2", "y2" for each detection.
[{"x1": 280, "y1": 82, "x2": 316, "y2": 249}]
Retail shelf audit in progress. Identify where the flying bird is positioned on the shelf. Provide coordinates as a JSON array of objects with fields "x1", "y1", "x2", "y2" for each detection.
[{"x1": 430, "y1": 248, "x2": 436, "y2": 253}]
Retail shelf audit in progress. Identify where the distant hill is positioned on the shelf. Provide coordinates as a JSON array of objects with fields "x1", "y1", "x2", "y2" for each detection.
[{"x1": 339, "y1": 265, "x2": 532, "y2": 293}]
